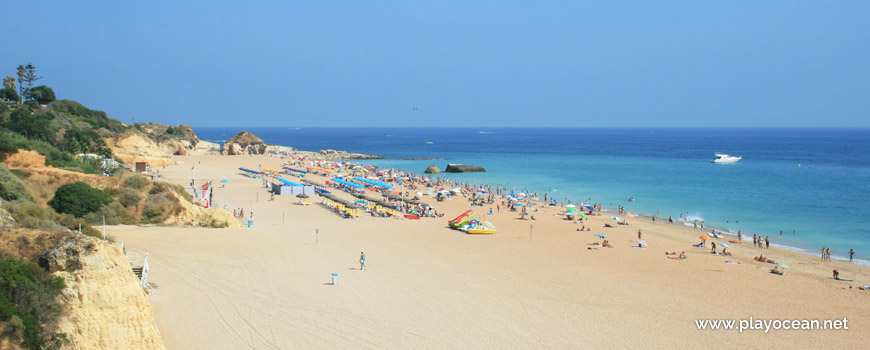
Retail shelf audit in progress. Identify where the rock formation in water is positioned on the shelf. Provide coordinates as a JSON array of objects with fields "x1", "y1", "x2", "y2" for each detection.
[
  {"x1": 444, "y1": 164, "x2": 486, "y2": 173},
  {"x1": 424, "y1": 165, "x2": 441, "y2": 174}
]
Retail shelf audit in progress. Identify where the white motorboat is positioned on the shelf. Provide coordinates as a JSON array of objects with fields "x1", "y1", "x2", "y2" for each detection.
[{"x1": 711, "y1": 153, "x2": 742, "y2": 163}]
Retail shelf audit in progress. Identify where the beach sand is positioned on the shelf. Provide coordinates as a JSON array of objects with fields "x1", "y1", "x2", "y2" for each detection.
[{"x1": 112, "y1": 154, "x2": 869, "y2": 349}]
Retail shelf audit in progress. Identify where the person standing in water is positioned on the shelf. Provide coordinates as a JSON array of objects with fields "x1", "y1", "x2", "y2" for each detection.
[{"x1": 360, "y1": 252, "x2": 366, "y2": 270}]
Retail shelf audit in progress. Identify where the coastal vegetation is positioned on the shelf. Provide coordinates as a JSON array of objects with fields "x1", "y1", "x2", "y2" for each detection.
[
  {"x1": 0, "y1": 256, "x2": 68, "y2": 350},
  {"x1": 48, "y1": 182, "x2": 112, "y2": 218}
]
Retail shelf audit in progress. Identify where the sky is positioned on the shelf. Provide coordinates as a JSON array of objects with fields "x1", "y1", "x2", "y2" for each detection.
[{"x1": 1, "y1": 1, "x2": 868, "y2": 127}]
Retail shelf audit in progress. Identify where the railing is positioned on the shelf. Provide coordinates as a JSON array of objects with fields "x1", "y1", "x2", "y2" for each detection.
[{"x1": 125, "y1": 251, "x2": 157, "y2": 294}]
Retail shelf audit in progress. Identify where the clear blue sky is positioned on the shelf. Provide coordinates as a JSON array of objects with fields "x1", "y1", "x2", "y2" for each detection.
[{"x1": 2, "y1": 1, "x2": 868, "y2": 127}]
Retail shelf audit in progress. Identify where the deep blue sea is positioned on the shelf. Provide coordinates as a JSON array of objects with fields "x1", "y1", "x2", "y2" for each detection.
[{"x1": 195, "y1": 127, "x2": 870, "y2": 265}]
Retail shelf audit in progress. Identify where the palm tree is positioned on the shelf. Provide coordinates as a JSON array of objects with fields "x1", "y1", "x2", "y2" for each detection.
[
  {"x1": 2, "y1": 76, "x2": 14, "y2": 90},
  {"x1": 16, "y1": 65, "x2": 26, "y2": 98}
]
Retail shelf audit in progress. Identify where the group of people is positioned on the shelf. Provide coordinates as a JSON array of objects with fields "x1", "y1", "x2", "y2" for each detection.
[
  {"x1": 753, "y1": 234, "x2": 770, "y2": 248},
  {"x1": 820, "y1": 247, "x2": 832, "y2": 261},
  {"x1": 232, "y1": 208, "x2": 252, "y2": 222}
]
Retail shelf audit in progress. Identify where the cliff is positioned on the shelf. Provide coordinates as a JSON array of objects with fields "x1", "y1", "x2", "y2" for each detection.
[
  {"x1": 106, "y1": 127, "x2": 220, "y2": 166},
  {"x1": 41, "y1": 235, "x2": 166, "y2": 350}
]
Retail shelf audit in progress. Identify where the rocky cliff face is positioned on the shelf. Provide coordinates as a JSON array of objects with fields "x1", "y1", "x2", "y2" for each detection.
[
  {"x1": 106, "y1": 128, "x2": 220, "y2": 166},
  {"x1": 41, "y1": 235, "x2": 166, "y2": 350},
  {"x1": 106, "y1": 133, "x2": 173, "y2": 166}
]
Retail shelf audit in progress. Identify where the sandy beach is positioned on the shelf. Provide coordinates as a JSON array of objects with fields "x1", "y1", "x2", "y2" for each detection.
[{"x1": 111, "y1": 154, "x2": 870, "y2": 349}]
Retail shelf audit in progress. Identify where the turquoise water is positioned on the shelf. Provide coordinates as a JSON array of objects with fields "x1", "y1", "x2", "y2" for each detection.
[{"x1": 196, "y1": 127, "x2": 870, "y2": 265}]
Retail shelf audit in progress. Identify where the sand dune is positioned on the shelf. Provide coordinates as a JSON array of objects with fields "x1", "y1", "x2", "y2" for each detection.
[{"x1": 112, "y1": 155, "x2": 870, "y2": 349}]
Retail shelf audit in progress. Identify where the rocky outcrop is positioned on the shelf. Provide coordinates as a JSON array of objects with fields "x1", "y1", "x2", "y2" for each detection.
[
  {"x1": 41, "y1": 235, "x2": 166, "y2": 350},
  {"x1": 445, "y1": 164, "x2": 486, "y2": 173},
  {"x1": 158, "y1": 138, "x2": 220, "y2": 156},
  {"x1": 222, "y1": 131, "x2": 267, "y2": 155},
  {"x1": 107, "y1": 127, "x2": 221, "y2": 165},
  {"x1": 424, "y1": 165, "x2": 441, "y2": 174},
  {"x1": 221, "y1": 131, "x2": 297, "y2": 155},
  {"x1": 265, "y1": 144, "x2": 296, "y2": 154},
  {"x1": 106, "y1": 133, "x2": 174, "y2": 166}
]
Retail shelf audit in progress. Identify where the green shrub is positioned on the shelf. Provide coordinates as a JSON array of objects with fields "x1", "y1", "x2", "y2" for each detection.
[
  {"x1": 141, "y1": 204, "x2": 165, "y2": 224},
  {"x1": 84, "y1": 202, "x2": 136, "y2": 226},
  {"x1": 124, "y1": 174, "x2": 148, "y2": 189},
  {"x1": 3, "y1": 201, "x2": 56, "y2": 231},
  {"x1": 148, "y1": 182, "x2": 167, "y2": 195},
  {"x1": 0, "y1": 165, "x2": 33, "y2": 201},
  {"x1": 103, "y1": 188, "x2": 120, "y2": 197},
  {"x1": 0, "y1": 256, "x2": 68, "y2": 350},
  {"x1": 118, "y1": 189, "x2": 142, "y2": 207},
  {"x1": 9, "y1": 169, "x2": 29, "y2": 178},
  {"x1": 47, "y1": 182, "x2": 111, "y2": 218}
]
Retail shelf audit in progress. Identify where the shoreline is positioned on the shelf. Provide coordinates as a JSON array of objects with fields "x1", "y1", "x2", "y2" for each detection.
[
  {"x1": 339, "y1": 158, "x2": 870, "y2": 268},
  {"x1": 111, "y1": 153, "x2": 870, "y2": 349},
  {"x1": 198, "y1": 128, "x2": 858, "y2": 265}
]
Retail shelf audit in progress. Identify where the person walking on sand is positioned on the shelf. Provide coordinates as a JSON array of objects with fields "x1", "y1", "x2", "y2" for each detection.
[
  {"x1": 765, "y1": 236, "x2": 770, "y2": 249},
  {"x1": 360, "y1": 252, "x2": 366, "y2": 270},
  {"x1": 826, "y1": 248, "x2": 831, "y2": 262},
  {"x1": 821, "y1": 247, "x2": 826, "y2": 261},
  {"x1": 637, "y1": 230, "x2": 642, "y2": 240},
  {"x1": 850, "y1": 249, "x2": 855, "y2": 263}
]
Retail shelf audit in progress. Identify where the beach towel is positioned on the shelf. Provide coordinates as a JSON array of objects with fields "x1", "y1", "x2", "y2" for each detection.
[
  {"x1": 692, "y1": 243, "x2": 703, "y2": 247},
  {"x1": 725, "y1": 261, "x2": 742, "y2": 265},
  {"x1": 630, "y1": 247, "x2": 645, "y2": 250}
]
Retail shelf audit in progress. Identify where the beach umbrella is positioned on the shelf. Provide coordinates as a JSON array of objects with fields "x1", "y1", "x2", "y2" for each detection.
[
  {"x1": 514, "y1": 203, "x2": 524, "y2": 207},
  {"x1": 719, "y1": 242, "x2": 730, "y2": 249},
  {"x1": 576, "y1": 212, "x2": 588, "y2": 218},
  {"x1": 699, "y1": 235, "x2": 710, "y2": 240},
  {"x1": 637, "y1": 239, "x2": 648, "y2": 246},
  {"x1": 566, "y1": 206, "x2": 577, "y2": 212},
  {"x1": 296, "y1": 193, "x2": 309, "y2": 198},
  {"x1": 610, "y1": 216, "x2": 619, "y2": 221},
  {"x1": 776, "y1": 264, "x2": 790, "y2": 269},
  {"x1": 566, "y1": 204, "x2": 576, "y2": 208},
  {"x1": 626, "y1": 213, "x2": 635, "y2": 218},
  {"x1": 221, "y1": 179, "x2": 229, "y2": 183},
  {"x1": 595, "y1": 233, "x2": 607, "y2": 238}
]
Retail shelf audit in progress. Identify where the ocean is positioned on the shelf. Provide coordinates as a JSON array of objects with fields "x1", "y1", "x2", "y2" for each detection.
[{"x1": 194, "y1": 127, "x2": 870, "y2": 266}]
